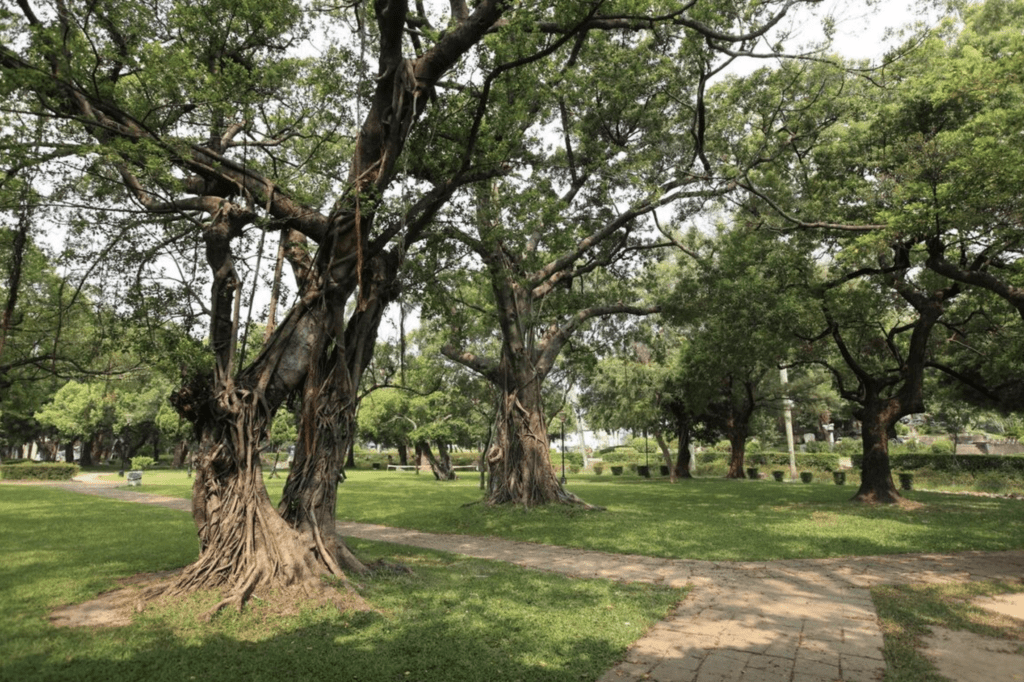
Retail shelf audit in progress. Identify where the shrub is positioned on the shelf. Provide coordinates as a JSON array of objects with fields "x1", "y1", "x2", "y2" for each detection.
[
  {"x1": 130, "y1": 456, "x2": 155, "y2": 471},
  {"x1": 697, "y1": 450, "x2": 731, "y2": 466},
  {"x1": 761, "y1": 452, "x2": 840, "y2": 471},
  {"x1": 837, "y1": 438, "x2": 862, "y2": 456},
  {"x1": 929, "y1": 439, "x2": 954, "y2": 455},
  {"x1": 973, "y1": 472, "x2": 1009, "y2": 493},
  {"x1": 803, "y1": 440, "x2": 828, "y2": 453},
  {"x1": 0, "y1": 461, "x2": 79, "y2": 481},
  {"x1": 598, "y1": 446, "x2": 639, "y2": 464},
  {"x1": 450, "y1": 451, "x2": 479, "y2": 466},
  {"x1": 853, "y1": 453, "x2": 1024, "y2": 475},
  {"x1": 593, "y1": 464, "x2": 604, "y2": 475},
  {"x1": 889, "y1": 439, "x2": 922, "y2": 455},
  {"x1": 629, "y1": 436, "x2": 659, "y2": 455},
  {"x1": 554, "y1": 449, "x2": 584, "y2": 470}
]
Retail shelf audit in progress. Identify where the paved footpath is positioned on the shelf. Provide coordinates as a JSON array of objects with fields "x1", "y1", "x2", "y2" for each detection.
[{"x1": 36, "y1": 479, "x2": 1024, "y2": 682}]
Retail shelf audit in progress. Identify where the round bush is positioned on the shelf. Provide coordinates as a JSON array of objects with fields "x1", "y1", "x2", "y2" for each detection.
[{"x1": 130, "y1": 456, "x2": 155, "y2": 470}]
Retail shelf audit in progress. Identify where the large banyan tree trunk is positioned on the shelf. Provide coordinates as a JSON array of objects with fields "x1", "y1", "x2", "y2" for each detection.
[
  {"x1": 277, "y1": 340, "x2": 367, "y2": 576},
  {"x1": 167, "y1": 382, "x2": 361, "y2": 619},
  {"x1": 485, "y1": 358, "x2": 597, "y2": 508},
  {"x1": 161, "y1": 211, "x2": 373, "y2": 616}
]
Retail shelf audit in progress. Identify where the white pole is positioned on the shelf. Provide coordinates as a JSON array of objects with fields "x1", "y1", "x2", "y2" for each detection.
[{"x1": 781, "y1": 368, "x2": 797, "y2": 480}]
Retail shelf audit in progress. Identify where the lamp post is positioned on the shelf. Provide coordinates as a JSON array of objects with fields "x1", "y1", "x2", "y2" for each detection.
[{"x1": 560, "y1": 416, "x2": 567, "y2": 485}]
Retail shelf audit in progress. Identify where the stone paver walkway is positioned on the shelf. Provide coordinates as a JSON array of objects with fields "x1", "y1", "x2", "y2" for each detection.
[
  {"x1": 21, "y1": 477, "x2": 1024, "y2": 682},
  {"x1": 335, "y1": 521, "x2": 1024, "y2": 682}
]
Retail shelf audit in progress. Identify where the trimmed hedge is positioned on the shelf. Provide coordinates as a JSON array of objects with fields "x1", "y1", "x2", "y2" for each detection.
[
  {"x1": 851, "y1": 453, "x2": 1024, "y2": 474},
  {"x1": 0, "y1": 461, "x2": 80, "y2": 481},
  {"x1": 698, "y1": 450, "x2": 841, "y2": 471},
  {"x1": 595, "y1": 446, "x2": 641, "y2": 464}
]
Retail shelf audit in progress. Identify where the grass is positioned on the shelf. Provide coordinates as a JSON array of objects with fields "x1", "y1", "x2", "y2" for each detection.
[
  {"x1": 872, "y1": 581, "x2": 1024, "y2": 682},
  {"x1": 19, "y1": 467, "x2": 1023, "y2": 681},
  {"x1": 0, "y1": 485, "x2": 684, "y2": 682},
  {"x1": 96, "y1": 468, "x2": 1024, "y2": 561}
]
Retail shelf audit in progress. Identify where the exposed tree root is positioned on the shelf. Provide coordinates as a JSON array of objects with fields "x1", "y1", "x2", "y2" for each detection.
[{"x1": 851, "y1": 489, "x2": 903, "y2": 504}]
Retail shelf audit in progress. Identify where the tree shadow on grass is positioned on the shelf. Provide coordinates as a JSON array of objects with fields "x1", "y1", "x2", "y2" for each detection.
[
  {"x1": 2, "y1": 538, "x2": 683, "y2": 682},
  {"x1": 4, "y1": 591, "x2": 653, "y2": 682}
]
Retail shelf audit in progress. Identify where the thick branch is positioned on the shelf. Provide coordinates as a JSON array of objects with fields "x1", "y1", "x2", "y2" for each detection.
[
  {"x1": 441, "y1": 344, "x2": 501, "y2": 383},
  {"x1": 536, "y1": 304, "x2": 660, "y2": 377}
]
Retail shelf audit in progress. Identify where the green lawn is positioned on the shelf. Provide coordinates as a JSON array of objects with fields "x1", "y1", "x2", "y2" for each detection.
[
  {"x1": 4, "y1": 470, "x2": 1023, "y2": 681},
  {"x1": 118, "y1": 468, "x2": 1024, "y2": 561},
  {"x1": 0, "y1": 485, "x2": 683, "y2": 682}
]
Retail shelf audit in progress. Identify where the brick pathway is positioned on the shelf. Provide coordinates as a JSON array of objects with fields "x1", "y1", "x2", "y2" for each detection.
[{"x1": 24, "y1": 477, "x2": 1024, "y2": 682}]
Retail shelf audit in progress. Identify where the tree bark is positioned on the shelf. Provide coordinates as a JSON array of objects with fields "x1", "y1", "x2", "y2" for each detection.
[
  {"x1": 165, "y1": 386, "x2": 362, "y2": 619},
  {"x1": 417, "y1": 441, "x2": 456, "y2": 480},
  {"x1": 653, "y1": 429, "x2": 677, "y2": 482},
  {"x1": 162, "y1": 210, "x2": 373, "y2": 613},
  {"x1": 851, "y1": 399, "x2": 902, "y2": 503},
  {"x1": 725, "y1": 434, "x2": 747, "y2": 478},
  {"x1": 723, "y1": 377, "x2": 756, "y2": 479},
  {"x1": 172, "y1": 439, "x2": 188, "y2": 469},
  {"x1": 484, "y1": 358, "x2": 597, "y2": 507},
  {"x1": 80, "y1": 438, "x2": 93, "y2": 466},
  {"x1": 672, "y1": 422, "x2": 694, "y2": 479}
]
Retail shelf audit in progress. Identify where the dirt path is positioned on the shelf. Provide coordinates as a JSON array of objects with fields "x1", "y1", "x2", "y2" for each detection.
[{"x1": 18, "y1": 477, "x2": 1024, "y2": 682}]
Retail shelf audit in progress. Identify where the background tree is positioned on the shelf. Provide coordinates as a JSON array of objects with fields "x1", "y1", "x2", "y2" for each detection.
[
  {"x1": 430, "y1": 4, "x2": 835, "y2": 505},
  {"x1": 662, "y1": 224, "x2": 815, "y2": 478},
  {"x1": 729, "y1": 1, "x2": 1024, "y2": 501}
]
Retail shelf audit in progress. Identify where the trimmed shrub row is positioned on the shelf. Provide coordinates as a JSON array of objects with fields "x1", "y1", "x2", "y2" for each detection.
[
  {"x1": 697, "y1": 451, "x2": 841, "y2": 471},
  {"x1": 851, "y1": 453, "x2": 1024, "y2": 474},
  {"x1": 0, "y1": 461, "x2": 80, "y2": 481}
]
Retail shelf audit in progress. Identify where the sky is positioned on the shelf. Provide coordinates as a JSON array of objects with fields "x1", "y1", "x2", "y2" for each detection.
[{"x1": 799, "y1": 0, "x2": 942, "y2": 60}]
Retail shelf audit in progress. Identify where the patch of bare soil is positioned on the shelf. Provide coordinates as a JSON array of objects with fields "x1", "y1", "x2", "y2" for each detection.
[
  {"x1": 48, "y1": 568, "x2": 375, "y2": 629},
  {"x1": 973, "y1": 593, "x2": 1024, "y2": 622},
  {"x1": 921, "y1": 627, "x2": 1024, "y2": 682},
  {"x1": 49, "y1": 570, "x2": 180, "y2": 629}
]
